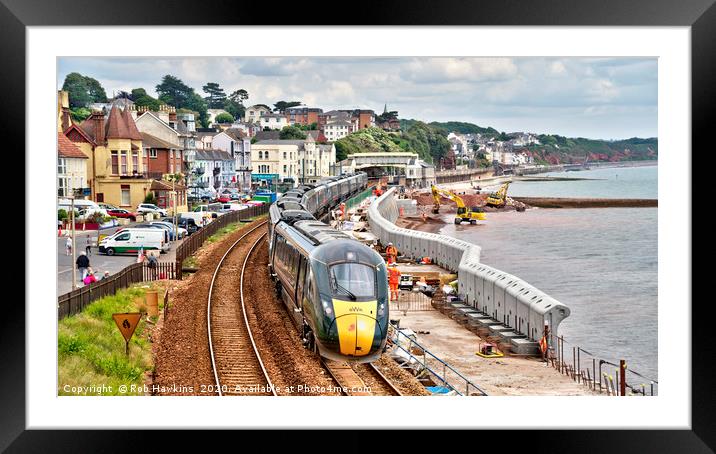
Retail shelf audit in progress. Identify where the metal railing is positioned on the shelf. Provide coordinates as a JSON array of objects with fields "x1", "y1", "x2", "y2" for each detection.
[
  {"x1": 546, "y1": 332, "x2": 658, "y2": 396},
  {"x1": 387, "y1": 322, "x2": 488, "y2": 396},
  {"x1": 389, "y1": 289, "x2": 435, "y2": 314}
]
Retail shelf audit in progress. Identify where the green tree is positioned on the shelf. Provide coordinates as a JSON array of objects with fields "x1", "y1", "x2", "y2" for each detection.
[
  {"x1": 273, "y1": 101, "x2": 302, "y2": 113},
  {"x1": 131, "y1": 88, "x2": 162, "y2": 111},
  {"x1": 70, "y1": 107, "x2": 92, "y2": 122},
  {"x1": 229, "y1": 89, "x2": 249, "y2": 104},
  {"x1": 62, "y1": 72, "x2": 108, "y2": 108},
  {"x1": 202, "y1": 82, "x2": 227, "y2": 109},
  {"x1": 156, "y1": 75, "x2": 193, "y2": 108},
  {"x1": 185, "y1": 92, "x2": 209, "y2": 128},
  {"x1": 215, "y1": 112, "x2": 235, "y2": 124},
  {"x1": 279, "y1": 126, "x2": 307, "y2": 140},
  {"x1": 334, "y1": 141, "x2": 349, "y2": 162}
]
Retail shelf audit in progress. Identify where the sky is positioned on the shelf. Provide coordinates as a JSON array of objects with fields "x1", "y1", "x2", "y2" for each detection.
[{"x1": 57, "y1": 57, "x2": 657, "y2": 140}]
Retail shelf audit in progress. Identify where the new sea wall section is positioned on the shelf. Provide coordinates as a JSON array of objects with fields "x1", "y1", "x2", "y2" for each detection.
[{"x1": 367, "y1": 187, "x2": 570, "y2": 344}]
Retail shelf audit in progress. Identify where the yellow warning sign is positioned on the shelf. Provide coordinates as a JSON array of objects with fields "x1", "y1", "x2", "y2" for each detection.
[{"x1": 112, "y1": 312, "x2": 142, "y2": 343}]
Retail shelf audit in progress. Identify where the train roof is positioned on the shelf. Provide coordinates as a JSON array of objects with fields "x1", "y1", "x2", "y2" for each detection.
[
  {"x1": 279, "y1": 210, "x2": 316, "y2": 224},
  {"x1": 292, "y1": 220, "x2": 352, "y2": 245},
  {"x1": 276, "y1": 200, "x2": 305, "y2": 211}
]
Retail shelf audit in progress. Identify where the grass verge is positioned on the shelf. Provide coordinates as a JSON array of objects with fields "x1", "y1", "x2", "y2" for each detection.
[
  {"x1": 205, "y1": 222, "x2": 240, "y2": 244},
  {"x1": 58, "y1": 282, "x2": 166, "y2": 396}
]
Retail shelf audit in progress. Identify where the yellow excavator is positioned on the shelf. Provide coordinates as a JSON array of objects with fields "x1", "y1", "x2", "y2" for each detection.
[
  {"x1": 485, "y1": 181, "x2": 511, "y2": 208},
  {"x1": 431, "y1": 185, "x2": 486, "y2": 225}
]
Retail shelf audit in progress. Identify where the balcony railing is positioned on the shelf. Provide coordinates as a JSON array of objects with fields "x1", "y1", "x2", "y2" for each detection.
[{"x1": 116, "y1": 171, "x2": 165, "y2": 180}]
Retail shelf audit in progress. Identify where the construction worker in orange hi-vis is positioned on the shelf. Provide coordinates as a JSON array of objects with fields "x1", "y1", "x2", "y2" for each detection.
[
  {"x1": 385, "y1": 242, "x2": 398, "y2": 264},
  {"x1": 388, "y1": 263, "x2": 401, "y2": 302}
]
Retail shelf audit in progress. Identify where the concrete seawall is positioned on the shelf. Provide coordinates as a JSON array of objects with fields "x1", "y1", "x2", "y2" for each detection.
[
  {"x1": 513, "y1": 197, "x2": 657, "y2": 208},
  {"x1": 368, "y1": 188, "x2": 570, "y2": 346}
]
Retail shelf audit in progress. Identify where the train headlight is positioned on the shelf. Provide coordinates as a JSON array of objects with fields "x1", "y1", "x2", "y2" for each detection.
[
  {"x1": 322, "y1": 299, "x2": 333, "y2": 316},
  {"x1": 378, "y1": 303, "x2": 385, "y2": 316}
]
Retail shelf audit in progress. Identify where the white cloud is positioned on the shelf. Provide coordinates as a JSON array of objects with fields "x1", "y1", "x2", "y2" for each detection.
[{"x1": 57, "y1": 56, "x2": 656, "y2": 139}]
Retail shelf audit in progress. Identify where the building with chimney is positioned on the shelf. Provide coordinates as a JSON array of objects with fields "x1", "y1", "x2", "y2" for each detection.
[{"x1": 61, "y1": 91, "x2": 152, "y2": 208}]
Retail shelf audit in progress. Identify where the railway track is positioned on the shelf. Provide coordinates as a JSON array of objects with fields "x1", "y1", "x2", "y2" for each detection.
[
  {"x1": 322, "y1": 360, "x2": 402, "y2": 396},
  {"x1": 207, "y1": 221, "x2": 277, "y2": 396}
]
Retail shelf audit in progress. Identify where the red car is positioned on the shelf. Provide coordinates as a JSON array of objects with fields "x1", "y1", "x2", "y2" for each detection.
[
  {"x1": 107, "y1": 209, "x2": 137, "y2": 221},
  {"x1": 215, "y1": 195, "x2": 231, "y2": 203}
]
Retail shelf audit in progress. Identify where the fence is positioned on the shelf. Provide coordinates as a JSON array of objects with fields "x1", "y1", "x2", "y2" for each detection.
[
  {"x1": 546, "y1": 332, "x2": 658, "y2": 396},
  {"x1": 174, "y1": 204, "x2": 268, "y2": 279},
  {"x1": 57, "y1": 204, "x2": 269, "y2": 320},
  {"x1": 388, "y1": 323, "x2": 488, "y2": 396},
  {"x1": 389, "y1": 289, "x2": 435, "y2": 314},
  {"x1": 344, "y1": 187, "x2": 375, "y2": 212},
  {"x1": 58, "y1": 262, "x2": 172, "y2": 320}
]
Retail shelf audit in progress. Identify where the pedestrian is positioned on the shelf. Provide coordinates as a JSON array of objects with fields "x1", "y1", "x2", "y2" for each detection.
[
  {"x1": 388, "y1": 263, "x2": 401, "y2": 302},
  {"x1": 76, "y1": 251, "x2": 90, "y2": 282},
  {"x1": 102, "y1": 271, "x2": 110, "y2": 280},
  {"x1": 85, "y1": 236, "x2": 92, "y2": 255},
  {"x1": 83, "y1": 268, "x2": 97, "y2": 285},
  {"x1": 65, "y1": 236, "x2": 72, "y2": 256},
  {"x1": 385, "y1": 242, "x2": 398, "y2": 265}
]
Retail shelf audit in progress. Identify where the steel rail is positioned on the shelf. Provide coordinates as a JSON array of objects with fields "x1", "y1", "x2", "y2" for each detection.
[{"x1": 207, "y1": 220, "x2": 276, "y2": 396}]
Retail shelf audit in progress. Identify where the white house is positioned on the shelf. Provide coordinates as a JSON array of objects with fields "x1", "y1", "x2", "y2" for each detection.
[
  {"x1": 207, "y1": 108, "x2": 230, "y2": 125},
  {"x1": 194, "y1": 149, "x2": 235, "y2": 190},
  {"x1": 324, "y1": 120, "x2": 352, "y2": 142},
  {"x1": 58, "y1": 132, "x2": 89, "y2": 198},
  {"x1": 212, "y1": 128, "x2": 252, "y2": 191},
  {"x1": 244, "y1": 104, "x2": 272, "y2": 123},
  {"x1": 259, "y1": 113, "x2": 288, "y2": 131}
]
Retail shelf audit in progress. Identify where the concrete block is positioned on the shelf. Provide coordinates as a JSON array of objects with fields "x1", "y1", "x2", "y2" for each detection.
[
  {"x1": 465, "y1": 312, "x2": 491, "y2": 324},
  {"x1": 510, "y1": 338, "x2": 540, "y2": 355}
]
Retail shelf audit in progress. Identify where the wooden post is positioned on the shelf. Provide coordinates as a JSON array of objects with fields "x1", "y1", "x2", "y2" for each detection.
[{"x1": 620, "y1": 360, "x2": 627, "y2": 396}]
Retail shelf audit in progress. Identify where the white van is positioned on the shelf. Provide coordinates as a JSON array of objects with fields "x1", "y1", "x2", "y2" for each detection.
[
  {"x1": 98, "y1": 228, "x2": 167, "y2": 256},
  {"x1": 58, "y1": 198, "x2": 100, "y2": 212},
  {"x1": 220, "y1": 203, "x2": 248, "y2": 213}
]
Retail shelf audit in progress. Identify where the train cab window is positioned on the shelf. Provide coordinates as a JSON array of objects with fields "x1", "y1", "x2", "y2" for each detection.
[{"x1": 329, "y1": 263, "x2": 376, "y2": 300}]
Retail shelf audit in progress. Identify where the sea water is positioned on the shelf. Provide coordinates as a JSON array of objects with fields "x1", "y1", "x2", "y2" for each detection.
[{"x1": 440, "y1": 165, "x2": 658, "y2": 381}]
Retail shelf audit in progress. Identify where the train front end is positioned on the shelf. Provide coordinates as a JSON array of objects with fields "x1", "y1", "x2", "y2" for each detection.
[{"x1": 310, "y1": 241, "x2": 389, "y2": 363}]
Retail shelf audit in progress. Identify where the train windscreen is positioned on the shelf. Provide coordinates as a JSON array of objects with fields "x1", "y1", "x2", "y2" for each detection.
[{"x1": 329, "y1": 263, "x2": 376, "y2": 300}]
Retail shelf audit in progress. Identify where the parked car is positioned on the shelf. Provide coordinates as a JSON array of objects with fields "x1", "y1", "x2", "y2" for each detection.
[
  {"x1": 229, "y1": 193, "x2": 242, "y2": 200},
  {"x1": 215, "y1": 195, "x2": 231, "y2": 203},
  {"x1": 150, "y1": 221, "x2": 187, "y2": 239},
  {"x1": 76, "y1": 208, "x2": 109, "y2": 220},
  {"x1": 107, "y1": 208, "x2": 137, "y2": 221},
  {"x1": 136, "y1": 203, "x2": 168, "y2": 217},
  {"x1": 161, "y1": 217, "x2": 198, "y2": 235},
  {"x1": 98, "y1": 202, "x2": 119, "y2": 211}
]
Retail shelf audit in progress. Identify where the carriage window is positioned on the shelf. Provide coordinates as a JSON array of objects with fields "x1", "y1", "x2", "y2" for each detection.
[{"x1": 329, "y1": 263, "x2": 376, "y2": 299}]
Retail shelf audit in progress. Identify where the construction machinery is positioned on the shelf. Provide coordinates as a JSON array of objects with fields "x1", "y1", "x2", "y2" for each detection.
[
  {"x1": 431, "y1": 185, "x2": 486, "y2": 225},
  {"x1": 485, "y1": 181, "x2": 511, "y2": 208}
]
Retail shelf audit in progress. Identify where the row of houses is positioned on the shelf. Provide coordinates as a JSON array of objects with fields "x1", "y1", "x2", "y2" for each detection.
[
  {"x1": 57, "y1": 91, "x2": 340, "y2": 211},
  {"x1": 446, "y1": 131, "x2": 537, "y2": 168},
  {"x1": 211, "y1": 105, "x2": 392, "y2": 140}
]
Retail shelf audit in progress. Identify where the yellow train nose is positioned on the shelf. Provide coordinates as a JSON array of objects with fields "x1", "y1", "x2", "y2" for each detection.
[{"x1": 331, "y1": 299, "x2": 378, "y2": 357}]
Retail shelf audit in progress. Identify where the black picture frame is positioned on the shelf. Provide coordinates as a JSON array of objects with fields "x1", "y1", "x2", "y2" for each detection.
[{"x1": 4, "y1": 0, "x2": 709, "y2": 450}]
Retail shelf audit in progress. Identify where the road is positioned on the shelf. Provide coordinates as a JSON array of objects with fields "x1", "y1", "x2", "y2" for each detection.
[{"x1": 57, "y1": 224, "x2": 185, "y2": 295}]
